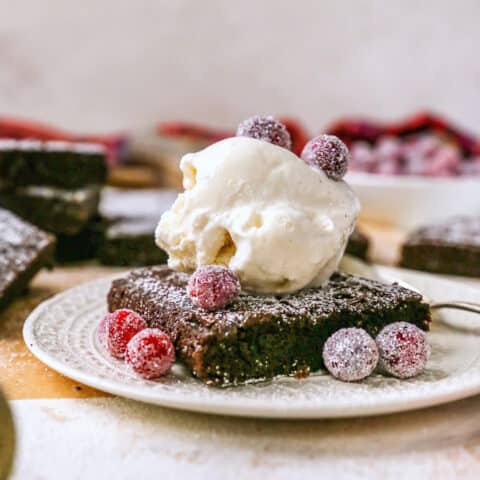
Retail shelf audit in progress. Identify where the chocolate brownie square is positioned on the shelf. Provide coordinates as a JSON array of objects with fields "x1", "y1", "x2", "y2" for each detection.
[
  {"x1": 401, "y1": 216, "x2": 480, "y2": 277},
  {"x1": 98, "y1": 217, "x2": 168, "y2": 266},
  {"x1": 0, "y1": 140, "x2": 107, "y2": 189},
  {"x1": 0, "y1": 186, "x2": 101, "y2": 235},
  {"x1": 97, "y1": 188, "x2": 176, "y2": 266},
  {"x1": 346, "y1": 227, "x2": 370, "y2": 260},
  {"x1": 108, "y1": 266, "x2": 431, "y2": 386},
  {"x1": 54, "y1": 216, "x2": 105, "y2": 262},
  {"x1": 0, "y1": 209, "x2": 55, "y2": 310}
]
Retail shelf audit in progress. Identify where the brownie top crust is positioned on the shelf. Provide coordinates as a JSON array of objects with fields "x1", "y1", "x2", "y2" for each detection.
[
  {"x1": 405, "y1": 216, "x2": 480, "y2": 249},
  {"x1": 109, "y1": 266, "x2": 431, "y2": 340}
]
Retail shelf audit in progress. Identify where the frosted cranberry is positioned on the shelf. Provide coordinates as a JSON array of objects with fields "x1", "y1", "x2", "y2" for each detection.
[
  {"x1": 376, "y1": 322, "x2": 430, "y2": 378},
  {"x1": 301, "y1": 135, "x2": 349, "y2": 180},
  {"x1": 126, "y1": 328, "x2": 175, "y2": 380},
  {"x1": 322, "y1": 328, "x2": 379, "y2": 382},
  {"x1": 105, "y1": 309, "x2": 147, "y2": 359},
  {"x1": 236, "y1": 115, "x2": 292, "y2": 149},
  {"x1": 187, "y1": 265, "x2": 241, "y2": 311}
]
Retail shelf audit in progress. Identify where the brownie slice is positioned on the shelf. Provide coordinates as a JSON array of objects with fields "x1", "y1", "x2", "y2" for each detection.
[
  {"x1": 0, "y1": 140, "x2": 107, "y2": 189},
  {"x1": 0, "y1": 186, "x2": 100, "y2": 235},
  {"x1": 401, "y1": 216, "x2": 480, "y2": 277},
  {"x1": 346, "y1": 227, "x2": 370, "y2": 260},
  {"x1": 55, "y1": 216, "x2": 105, "y2": 262},
  {"x1": 98, "y1": 217, "x2": 167, "y2": 266},
  {"x1": 108, "y1": 266, "x2": 431, "y2": 386},
  {"x1": 97, "y1": 188, "x2": 176, "y2": 266},
  {"x1": 0, "y1": 209, "x2": 56, "y2": 310}
]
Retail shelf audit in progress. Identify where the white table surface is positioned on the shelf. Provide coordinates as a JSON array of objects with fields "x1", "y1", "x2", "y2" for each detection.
[{"x1": 9, "y1": 394, "x2": 480, "y2": 480}]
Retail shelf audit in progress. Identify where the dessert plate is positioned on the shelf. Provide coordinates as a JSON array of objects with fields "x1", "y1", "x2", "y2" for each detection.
[
  {"x1": 347, "y1": 172, "x2": 480, "y2": 229},
  {"x1": 24, "y1": 266, "x2": 480, "y2": 419}
]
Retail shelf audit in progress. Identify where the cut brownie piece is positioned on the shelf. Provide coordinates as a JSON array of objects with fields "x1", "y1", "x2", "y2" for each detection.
[
  {"x1": 345, "y1": 227, "x2": 370, "y2": 260},
  {"x1": 401, "y1": 216, "x2": 480, "y2": 277},
  {"x1": 0, "y1": 186, "x2": 100, "y2": 235},
  {"x1": 55, "y1": 216, "x2": 105, "y2": 262},
  {"x1": 0, "y1": 140, "x2": 107, "y2": 189},
  {"x1": 107, "y1": 266, "x2": 431, "y2": 386},
  {"x1": 0, "y1": 209, "x2": 55, "y2": 310},
  {"x1": 97, "y1": 188, "x2": 176, "y2": 266},
  {"x1": 98, "y1": 217, "x2": 167, "y2": 266}
]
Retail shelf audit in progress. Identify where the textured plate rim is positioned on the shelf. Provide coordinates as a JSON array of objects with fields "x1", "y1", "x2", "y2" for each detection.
[{"x1": 23, "y1": 268, "x2": 480, "y2": 419}]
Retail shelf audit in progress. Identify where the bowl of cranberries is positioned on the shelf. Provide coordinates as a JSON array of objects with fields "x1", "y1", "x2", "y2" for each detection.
[{"x1": 326, "y1": 113, "x2": 480, "y2": 228}]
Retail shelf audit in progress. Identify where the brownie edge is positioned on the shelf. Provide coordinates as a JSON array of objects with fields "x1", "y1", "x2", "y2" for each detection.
[{"x1": 107, "y1": 266, "x2": 431, "y2": 387}]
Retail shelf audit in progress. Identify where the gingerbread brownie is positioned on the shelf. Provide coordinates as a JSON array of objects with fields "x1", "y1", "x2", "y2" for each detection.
[
  {"x1": 401, "y1": 216, "x2": 480, "y2": 277},
  {"x1": 96, "y1": 188, "x2": 176, "y2": 266},
  {"x1": 345, "y1": 227, "x2": 370, "y2": 260},
  {"x1": 55, "y1": 216, "x2": 105, "y2": 262},
  {"x1": 98, "y1": 217, "x2": 168, "y2": 266},
  {"x1": 107, "y1": 266, "x2": 431, "y2": 386},
  {"x1": 0, "y1": 140, "x2": 107, "y2": 189},
  {"x1": 0, "y1": 186, "x2": 100, "y2": 235},
  {"x1": 0, "y1": 209, "x2": 55, "y2": 310}
]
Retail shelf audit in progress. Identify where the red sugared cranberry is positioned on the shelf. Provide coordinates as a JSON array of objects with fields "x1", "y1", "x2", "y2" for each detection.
[
  {"x1": 105, "y1": 309, "x2": 147, "y2": 359},
  {"x1": 187, "y1": 265, "x2": 241, "y2": 311},
  {"x1": 301, "y1": 135, "x2": 349, "y2": 180},
  {"x1": 376, "y1": 322, "x2": 430, "y2": 378},
  {"x1": 322, "y1": 328, "x2": 379, "y2": 382},
  {"x1": 125, "y1": 328, "x2": 175, "y2": 380},
  {"x1": 236, "y1": 115, "x2": 292, "y2": 150}
]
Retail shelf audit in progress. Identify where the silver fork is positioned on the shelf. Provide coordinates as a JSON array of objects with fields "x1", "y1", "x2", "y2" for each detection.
[{"x1": 430, "y1": 301, "x2": 480, "y2": 315}]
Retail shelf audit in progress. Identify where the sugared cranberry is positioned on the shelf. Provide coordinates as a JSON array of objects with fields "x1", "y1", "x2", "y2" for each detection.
[
  {"x1": 322, "y1": 328, "x2": 379, "y2": 382},
  {"x1": 105, "y1": 309, "x2": 147, "y2": 359},
  {"x1": 125, "y1": 328, "x2": 175, "y2": 380},
  {"x1": 236, "y1": 115, "x2": 292, "y2": 150},
  {"x1": 187, "y1": 265, "x2": 241, "y2": 311},
  {"x1": 376, "y1": 322, "x2": 430, "y2": 378},
  {"x1": 301, "y1": 135, "x2": 349, "y2": 180}
]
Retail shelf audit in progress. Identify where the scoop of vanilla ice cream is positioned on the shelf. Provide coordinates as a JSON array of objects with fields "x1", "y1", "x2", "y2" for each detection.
[{"x1": 156, "y1": 137, "x2": 360, "y2": 294}]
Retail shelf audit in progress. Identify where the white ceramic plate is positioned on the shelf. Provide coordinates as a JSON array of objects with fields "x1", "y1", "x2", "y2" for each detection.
[
  {"x1": 346, "y1": 172, "x2": 480, "y2": 229},
  {"x1": 23, "y1": 266, "x2": 480, "y2": 419}
]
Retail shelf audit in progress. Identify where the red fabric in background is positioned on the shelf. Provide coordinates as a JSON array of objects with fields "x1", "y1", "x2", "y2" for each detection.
[
  {"x1": 158, "y1": 117, "x2": 311, "y2": 156},
  {"x1": 0, "y1": 116, "x2": 125, "y2": 164},
  {"x1": 1, "y1": 112, "x2": 479, "y2": 164},
  {"x1": 327, "y1": 111, "x2": 480, "y2": 156}
]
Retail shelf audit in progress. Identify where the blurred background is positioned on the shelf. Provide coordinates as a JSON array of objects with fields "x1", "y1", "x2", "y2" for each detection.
[
  {"x1": 2, "y1": 3, "x2": 480, "y2": 478},
  {"x1": 2, "y1": 0, "x2": 480, "y2": 133}
]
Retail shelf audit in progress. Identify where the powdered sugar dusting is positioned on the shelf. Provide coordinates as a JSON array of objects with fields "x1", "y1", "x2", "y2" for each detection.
[
  {"x1": 376, "y1": 322, "x2": 431, "y2": 379},
  {"x1": 110, "y1": 266, "x2": 429, "y2": 332},
  {"x1": 0, "y1": 209, "x2": 54, "y2": 297},
  {"x1": 125, "y1": 328, "x2": 175, "y2": 379},
  {"x1": 406, "y1": 216, "x2": 480, "y2": 247},
  {"x1": 236, "y1": 115, "x2": 292, "y2": 150},
  {"x1": 322, "y1": 328, "x2": 379, "y2": 381},
  {"x1": 187, "y1": 265, "x2": 240, "y2": 311}
]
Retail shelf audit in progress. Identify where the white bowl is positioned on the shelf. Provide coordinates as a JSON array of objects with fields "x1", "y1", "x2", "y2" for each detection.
[{"x1": 346, "y1": 172, "x2": 480, "y2": 229}]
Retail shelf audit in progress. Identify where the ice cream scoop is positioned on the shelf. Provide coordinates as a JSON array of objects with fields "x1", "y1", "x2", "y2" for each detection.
[{"x1": 156, "y1": 136, "x2": 360, "y2": 294}]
